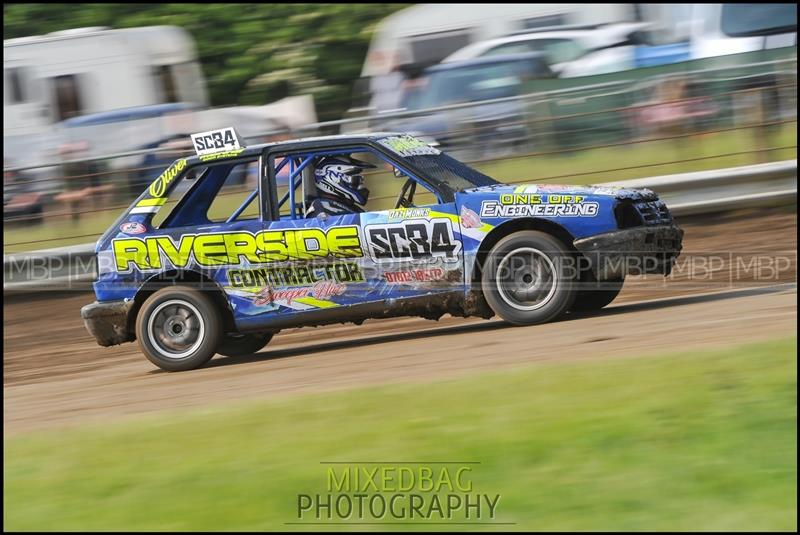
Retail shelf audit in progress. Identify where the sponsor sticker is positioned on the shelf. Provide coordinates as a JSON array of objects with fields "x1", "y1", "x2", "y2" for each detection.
[
  {"x1": 378, "y1": 135, "x2": 441, "y2": 157},
  {"x1": 460, "y1": 206, "x2": 482, "y2": 228},
  {"x1": 253, "y1": 281, "x2": 346, "y2": 306},
  {"x1": 365, "y1": 218, "x2": 461, "y2": 263},
  {"x1": 384, "y1": 267, "x2": 446, "y2": 283},
  {"x1": 387, "y1": 207, "x2": 431, "y2": 220},
  {"x1": 227, "y1": 262, "x2": 365, "y2": 289},
  {"x1": 480, "y1": 193, "x2": 599, "y2": 218},
  {"x1": 119, "y1": 222, "x2": 147, "y2": 235},
  {"x1": 112, "y1": 226, "x2": 363, "y2": 272},
  {"x1": 480, "y1": 200, "x2": 599, "y2": 218},
  {"x1": 147, "y1": 158, "x2": 187, "y2": 198}
]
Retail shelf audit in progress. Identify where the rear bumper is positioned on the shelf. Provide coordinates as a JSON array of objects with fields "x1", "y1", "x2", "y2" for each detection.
[
  {"x1": 573, "y1": 224, "x2": 684, "y2": 280},
  {"x1": 81, "y1": 300, "x2": 135, "y2": 347}
]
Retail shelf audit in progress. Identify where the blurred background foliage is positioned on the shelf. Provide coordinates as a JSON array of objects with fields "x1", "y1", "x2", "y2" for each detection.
[{"x1": 3, "y1": 3, "x2": 409, "y2": 121}]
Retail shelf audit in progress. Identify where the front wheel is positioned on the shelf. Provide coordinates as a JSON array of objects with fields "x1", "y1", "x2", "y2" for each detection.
[
  {"x1": 571, "y1": 273, "x2": 625, "y2": 312},
  {"x1": 217, "y1": 332, "x2": 274, "y2": 357},
  {"x1": 481, "y1": 230, "x2": 578, "y2": 325},
  {"x1": 135, "y1": 286, "x2": 223, "y2": 372}
]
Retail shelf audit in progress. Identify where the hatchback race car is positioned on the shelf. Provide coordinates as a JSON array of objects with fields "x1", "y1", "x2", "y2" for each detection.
[{"x1": 82, "y1": 129, "x2": 683, "y2": 371}]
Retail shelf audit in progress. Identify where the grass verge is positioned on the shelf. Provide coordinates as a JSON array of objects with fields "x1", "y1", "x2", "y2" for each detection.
[{"x1": 5, "y1": 337, "x2": 797, "y2": 531}]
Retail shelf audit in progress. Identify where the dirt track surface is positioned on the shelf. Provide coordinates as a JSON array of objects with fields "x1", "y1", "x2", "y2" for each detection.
[{"x1": 4, "y1": 209, "x2": 797, "y2": 435}]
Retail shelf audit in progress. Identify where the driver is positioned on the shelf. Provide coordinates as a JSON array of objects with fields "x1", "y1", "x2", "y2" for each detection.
[{"x1": 305, "y1": 155, "x2": 375, "y2": 218}]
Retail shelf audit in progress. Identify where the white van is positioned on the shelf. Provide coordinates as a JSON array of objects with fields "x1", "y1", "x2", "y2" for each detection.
[
  {"x1": 687, "y1": 3, "x2": 797, "y2": 60},
  {"x1": 441, "y1": 23, "x2": 653, "y2": 77}
]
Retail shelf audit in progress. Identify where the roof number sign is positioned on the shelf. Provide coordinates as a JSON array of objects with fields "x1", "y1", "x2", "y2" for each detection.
[{"x1": 191, "y1": 127, "x2": 244, "y2": 156}]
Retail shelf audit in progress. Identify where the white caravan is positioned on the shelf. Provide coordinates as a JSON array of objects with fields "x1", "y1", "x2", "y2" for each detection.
[{"x1": 3, "y1": 25, "x2": 208, "y2": 139}]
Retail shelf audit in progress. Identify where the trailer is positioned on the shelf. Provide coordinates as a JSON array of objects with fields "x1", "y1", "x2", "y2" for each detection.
[{"x1": 3, "y1": 25, "x2": 208, "y2": 139}]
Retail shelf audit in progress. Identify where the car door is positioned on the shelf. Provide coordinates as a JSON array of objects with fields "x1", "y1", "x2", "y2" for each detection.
[
  {"x1": 227, "y1": 150, "x2": 375, "y2": 328},
  {"x1": 229, "y1": 145, "x2": 467, "y2": 328},
  {"x1": 359, "y1": 202, "x2": 465, "y2": 303}
]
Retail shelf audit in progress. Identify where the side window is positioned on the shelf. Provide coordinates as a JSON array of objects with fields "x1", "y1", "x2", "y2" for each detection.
[
  {"x1": 540, "y1": 39, "x2": 585, "y2": 64},
  {"x1": 366, "y1": 167, "x2": 439, "y2": 213},
  {"x1": 206, "y1": 160, "x2": 260, "y2": 222},
  {"x1": 273, "y1": 155, "x2": 307, "y2": 220},
  {"x1": 268, "y1": 148, "x2": 441, "y2": 220},
  {"x1": 153, "y1": 159, "x2": 259, "y2": 229},
  {"x1": 150, "y1": 165, "x2": 207, "y2": 228},
  {"x1": 484, "y1": 43, "x2": 536, "y2": 57}
]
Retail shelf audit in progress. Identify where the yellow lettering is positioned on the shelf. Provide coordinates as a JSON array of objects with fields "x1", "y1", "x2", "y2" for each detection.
[
  {"x1": 327, "y1": 226, "x2": 363, "y2": 258},
  {"x1": 193, "y1": 234, "x2": 227, "y2": 266},
  {"x1": 292, "y1": 229, "x2": 328, "y2": 260},
  {"x1": 223, "y1": 233, "x2": 260, "y2": 264},
  {"x1": 155, "y1": 235, "x2": 194, "y2": 268},
  {"x1": 113, "y1": 239, "x2": 152, "y2": 271},
  {"x1": 256, "y1": 231, "x2": 289, "y2": 263}
]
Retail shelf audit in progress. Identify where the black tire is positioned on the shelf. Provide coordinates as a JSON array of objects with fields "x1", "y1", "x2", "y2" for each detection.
[
  {"x1": 135, "y1": 286, "x2": 223, "y2": 372},
  {"x1": 571, "y1": 273, "x2": 625, "y2": 312},
  {"x1": 481, "y1": 230, "x2": 578, "y2": 325},
  {"x1": 217, "y1": 332, "x2": 274, "y2": 357}
]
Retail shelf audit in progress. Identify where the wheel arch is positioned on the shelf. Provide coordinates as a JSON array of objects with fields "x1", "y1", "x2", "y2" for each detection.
[
  {"x1": 471, "y1": 218, "x2": 577, "y2": 286},
  {"x1": 128, "y1": 269, "x2": 236, "y2": 337}
]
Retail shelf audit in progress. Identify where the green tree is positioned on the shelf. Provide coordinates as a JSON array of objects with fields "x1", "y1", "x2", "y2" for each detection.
[{"x1": 3, "y1": 3, "x2": 409, "y2": 121}]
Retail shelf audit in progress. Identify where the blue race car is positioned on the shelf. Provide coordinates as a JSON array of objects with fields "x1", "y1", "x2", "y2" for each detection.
[{"x1": 82, "y1": 129, "x2": 683, "y2": 371}]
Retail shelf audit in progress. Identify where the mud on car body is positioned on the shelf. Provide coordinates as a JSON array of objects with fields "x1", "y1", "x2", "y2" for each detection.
[{"x1": 82, "y1": 129, "x2": 683, "y2": 371}]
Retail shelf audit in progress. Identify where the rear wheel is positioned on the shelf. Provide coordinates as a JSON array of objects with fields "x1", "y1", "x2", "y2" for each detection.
[
  {"x1": 481, "y1": 230, "x2": 578, "y2": 325},
  {"x1": 217, "y1": 332, "x2": 274, "y2": 357},
  {"x1": 135, "y1": 286, "x2": 222, "y2": 372}
]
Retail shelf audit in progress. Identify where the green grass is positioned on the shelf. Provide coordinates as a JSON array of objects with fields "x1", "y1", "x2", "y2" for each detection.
[
  {"x1": 3, "y1": 122, "x2": 796, "y2": 253},
  {"x1": 4, "y1": 338, "x2": 797, "y2": 531},
  {"x1": 472, "y1": 122, "x2": 797, "y2": 184}
]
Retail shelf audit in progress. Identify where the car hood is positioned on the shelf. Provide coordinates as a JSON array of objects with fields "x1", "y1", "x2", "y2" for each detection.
[{"x1": 462, "y1": 182, "x2": 658, "y2": 201}]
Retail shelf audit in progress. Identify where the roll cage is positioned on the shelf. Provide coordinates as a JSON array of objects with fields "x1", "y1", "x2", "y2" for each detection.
[{"x1": 259, "y1": 137, "x2": 463, "y2": 222}]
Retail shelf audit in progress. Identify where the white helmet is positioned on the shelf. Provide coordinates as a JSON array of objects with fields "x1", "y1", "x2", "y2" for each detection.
[{"x1": 313, "y1": 156, "x2": 374, "y2": 206}]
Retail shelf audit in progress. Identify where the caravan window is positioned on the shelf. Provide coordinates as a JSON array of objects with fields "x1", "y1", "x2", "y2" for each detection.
[
  {"x1": 157, "y1": 65, "x2": 179, "y2": 104},
  {"x1": 408, "y1": 30, "x2": 472, "y2": 68},
  {"x1": 52, "y1": 74, "x2": 84, "y2": 121},
  {"x1": 6, "y1": 68, "x2": 25, "y2": 103},
  {"x1": 522, "y1": 14, "x2": 567, "y2": 30}
]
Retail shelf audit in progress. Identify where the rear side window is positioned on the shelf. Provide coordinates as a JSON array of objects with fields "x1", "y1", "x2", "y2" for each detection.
[
  {"x1": 206, "y1": 160, "x2": 260, "y2": 222},
  {"x1": 150, "y1": 165, "x2": 207, "y2": 228},
  {"x1": 153, "y1": 159, "x2": 260, "y2": 229}
]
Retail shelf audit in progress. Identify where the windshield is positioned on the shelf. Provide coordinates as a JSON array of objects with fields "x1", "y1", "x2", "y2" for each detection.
[
  {"x1": 721, "y1": 3, "x2": 797, "y2": 37},
  {"x1": 404, "y1": 62, "x2": 524, "y2": 110},
  {"x1": 377, "y1": 134, "x2": 499, "y2": 191},
  {"x1": 486, "y1": 38, "x2": 586, "y2": 64},
  {"x1": 405, "y1": 153, "x2": 498, "y2": 191}
]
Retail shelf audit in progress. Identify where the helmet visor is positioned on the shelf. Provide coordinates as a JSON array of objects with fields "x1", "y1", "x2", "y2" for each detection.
[{"x1": 343, "y1": 169, "x2": 365, "y2": 189}]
